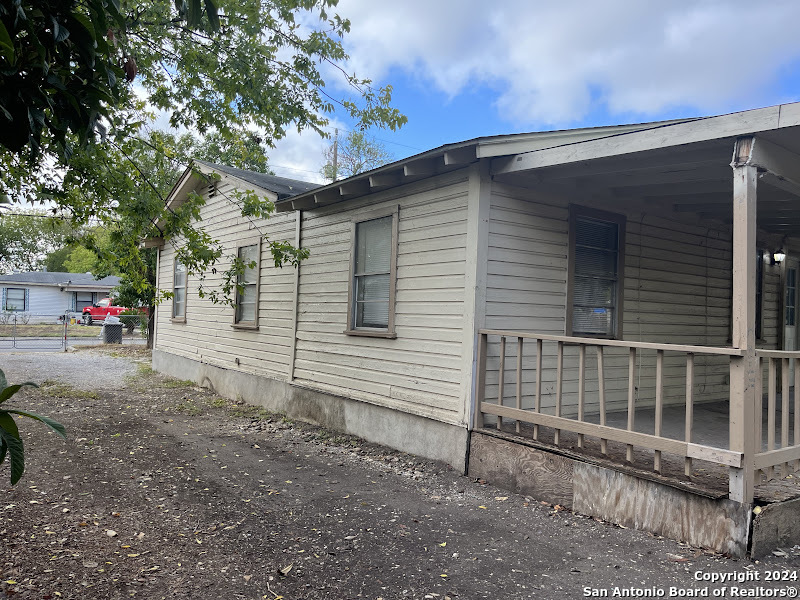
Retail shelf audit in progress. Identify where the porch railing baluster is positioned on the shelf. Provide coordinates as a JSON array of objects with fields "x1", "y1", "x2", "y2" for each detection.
[
  {"x1": 578, "y1": 344, "x2": 586, "y2": 449},
  {"x1": 685, "y1": 353, "x2": 694, "y2": 477},
  {"x1": 554, "y1": 341, "x2": 564, "y2": 446},
  {"x1": 654, "y1": 349, "x2": 664, "y2": 473},
  {"x1": 756, "y1": 356, "x2": 763, "y2": 481},
  {"x1": 627, "y1": 347, "x2": 636, "y2": 464},
  {"x1": 497, "y1": 336, "x2": 506, "y2": 432},
  {"x1": 795, "y1": 359, "x2": 800, "y2": 472},
  {"x1": 782, "y1": 358, "x2": 790, "y2": 477},
  {"x1": 473, "y1": 330, "x2": 789, "y2": 500},
  {"x1": 475, "y1": 332, "x2": 487, "y2": 430},
  {"x1": 750, "y1": 350, "x2": 800, "y2": 484},
  {"x1": 534, "y1": 338, "x2": 542, "y2": 441},
  {"x1": 597, "y1": 346, "x2": 607, "y2": 455},
  {"x1": 768, "y1": 357, "x2": 777, "y2": 481},
  {"x1": 515, "y1": 337, "x2": 523, "y2": 434}
]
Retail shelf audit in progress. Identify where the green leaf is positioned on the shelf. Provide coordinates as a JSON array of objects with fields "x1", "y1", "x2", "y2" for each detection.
[
  {"x1": 5, "y1": 410, "x2": 66, "y2": 440},
  {"x1": 0, "y1": 382, "x2": 38, "y2": 404},
  {"x1": 0, "y1": 20, "x2": 14, "y2": 64},
  {"x1": 0, "y1": 439, "x2": 7, "y2": 467},
  {"x1": 0, "y1": 369, "x2": 6, "y2": 391},
  {"x1": 1, "y1": 431, "x2": 24, "y2": 485},
  {"x1": 204, "y1": 0, "x2": 220, "y2": 31},
  {"x1": 70, "y1": 11, "x2": 96, "y2": 41},
  {"x1": 0, "y1": 412, "x2": 20, "y2": 440}
]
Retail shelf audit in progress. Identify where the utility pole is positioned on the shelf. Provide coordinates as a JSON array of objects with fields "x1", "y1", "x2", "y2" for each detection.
[{"x1": 332, "y1": 128, "x2": 339, "y2": 181}]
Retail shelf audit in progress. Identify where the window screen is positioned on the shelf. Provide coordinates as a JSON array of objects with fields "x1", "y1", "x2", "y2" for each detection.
[
  {"x1": 787, "y1": 267, "x2": 796, "y2": 327},
  {"x1": 235, "y1": 244, "x2": 259, "y2": 324},
  {"x1": 353, "y1": 216, "x2": 392, "y2": 329},
  {"x1": 572, "y1": 215, "x2": 621, "y2": 337}
]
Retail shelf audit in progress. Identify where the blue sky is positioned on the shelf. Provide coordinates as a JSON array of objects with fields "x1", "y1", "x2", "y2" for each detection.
[{"x1": 267, "y1": 0, "x2": 800, "y2": 182}]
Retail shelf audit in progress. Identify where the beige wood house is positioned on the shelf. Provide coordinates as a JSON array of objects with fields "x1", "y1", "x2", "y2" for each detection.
[{"x1": 152, "y1": 104, "x2": 800, "y2": 556}]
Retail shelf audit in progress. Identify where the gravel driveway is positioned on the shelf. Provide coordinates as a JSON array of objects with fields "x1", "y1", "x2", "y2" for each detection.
[{"x1": 0, "y1": 348, "x2": 140, "y2": 390}]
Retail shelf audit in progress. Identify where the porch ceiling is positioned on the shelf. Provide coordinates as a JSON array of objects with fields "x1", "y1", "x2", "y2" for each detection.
[{"x1": 492, "y1": 125, "x2": 800, "y2": 236}]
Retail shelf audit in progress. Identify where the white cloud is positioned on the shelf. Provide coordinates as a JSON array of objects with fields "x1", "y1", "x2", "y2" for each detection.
[
  {"x1": 269, "y1": 125, "x2": 340, "y2": 184},
  {"x1": 334, "y1": 0, "x2": 800, "y2": 125}
]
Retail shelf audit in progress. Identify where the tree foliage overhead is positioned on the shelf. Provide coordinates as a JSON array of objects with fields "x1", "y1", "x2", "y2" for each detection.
[
  {"x1": 0, "y1": 210, "x2": 74, "y2": 273},
  {"x1": 189, "y1": 131, "x2": 274, "y2": 174},
  {"x1": 0, "y1": 0, "x2": 127, "y2": 157},
  {"x1": 1, "y1": 0, "x2": 407, "y2": 310},
  {"x1": 322, "y1": 130, "x2": 394, "y2": 181}
]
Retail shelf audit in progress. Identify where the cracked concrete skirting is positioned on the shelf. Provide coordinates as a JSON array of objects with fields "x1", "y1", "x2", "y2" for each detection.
[{"x1": 152, "y1": 349, "x2": 469, "y2": 471}]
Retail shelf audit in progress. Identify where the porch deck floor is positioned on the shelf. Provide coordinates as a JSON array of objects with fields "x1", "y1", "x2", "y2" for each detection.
[{"x1": 482, "y1": 398, "x2": 800, "y2": 504}]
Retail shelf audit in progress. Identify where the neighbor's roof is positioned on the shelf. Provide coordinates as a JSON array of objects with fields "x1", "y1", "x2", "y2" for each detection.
[
  {"x1": 193, "y1": 161, "x2": 318, "y2": 200},
  {"x1": 0, "y1": 272, "x2": 120, "y2": 288}
]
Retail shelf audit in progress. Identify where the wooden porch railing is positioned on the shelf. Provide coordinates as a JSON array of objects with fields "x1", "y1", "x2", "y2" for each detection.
[
  {"x1": 475, "y1": 330, "x2": 746, "y2": 487},
  {"x1": 754, "y1": 350, "x2": 800, "y2": 483}
]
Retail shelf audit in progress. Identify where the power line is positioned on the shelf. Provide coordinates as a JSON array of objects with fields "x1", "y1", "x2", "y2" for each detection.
[{"x1": 319, "y1": 125, "x2": 425, "y2": 152}]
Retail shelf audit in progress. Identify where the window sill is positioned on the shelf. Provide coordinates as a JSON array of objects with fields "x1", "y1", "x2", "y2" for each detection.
[
  {"x1": 343, "y1": 329, "x2": 397, "y2": 339},
  {"x1": 232, "y1": 323, "x2": 259, "y2": 331},
  {"x1": 171, "y1": 317, "x2": 186, "y2": 324}
]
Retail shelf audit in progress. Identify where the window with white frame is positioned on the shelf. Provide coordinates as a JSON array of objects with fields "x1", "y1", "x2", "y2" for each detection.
[
  {"x1": 4, "y1": 288, "x2": 25, "y2": 311},
  {"x1": 173, "y1": 258, "x2": 186, "y2": 320},
  {"x1": 346, "y1": 207, "x2": 398, "y2": 336},
  {"x1": 568, "y1": 206, "x2": 626, "y2": 339},
  {"x1": 234, "y1": 243, "x2": 260, "y2": 326}
]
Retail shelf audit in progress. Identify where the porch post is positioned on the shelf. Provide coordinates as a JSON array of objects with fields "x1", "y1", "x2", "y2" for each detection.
[{"x1": 729, "y1": 136, "x2": 758, "y2": 504}]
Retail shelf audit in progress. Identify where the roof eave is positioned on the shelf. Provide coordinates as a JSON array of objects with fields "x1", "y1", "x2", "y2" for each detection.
[{"x1": 274, "y1": 139, "x2": 482, "y2": 213}]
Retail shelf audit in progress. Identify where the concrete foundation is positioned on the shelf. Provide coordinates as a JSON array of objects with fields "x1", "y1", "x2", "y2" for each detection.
[{"x1": 152, "y1": 349, "x2": 469, "y2": 471}]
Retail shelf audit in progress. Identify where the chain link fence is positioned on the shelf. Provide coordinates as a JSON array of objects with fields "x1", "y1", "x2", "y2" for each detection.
[{"x1": 0, "y1": 312, "x2": 147, "y2": 350}]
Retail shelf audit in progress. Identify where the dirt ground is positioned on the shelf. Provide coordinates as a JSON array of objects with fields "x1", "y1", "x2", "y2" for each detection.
[{"x1": 1, "y1": 347, "x2": 799, "y2": 600}]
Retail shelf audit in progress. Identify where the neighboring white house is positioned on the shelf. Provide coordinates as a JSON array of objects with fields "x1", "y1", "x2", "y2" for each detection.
[
  {"x1": 150, "y1": 105, "x2": 800, "y2": 556},
  {"x1": 0, "y1": 271, "x2": 121, "y2": 321}
]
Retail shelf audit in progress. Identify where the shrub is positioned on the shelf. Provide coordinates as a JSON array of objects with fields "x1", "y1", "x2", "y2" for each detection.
[{"x1": 0, "y1": 369, "x2": 66, "y2": 485}]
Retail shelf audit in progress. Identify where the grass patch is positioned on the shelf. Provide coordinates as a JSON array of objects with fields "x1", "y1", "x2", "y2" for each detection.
[
  {"x1": 38, "y1": 381, "x2": 99, "y2": 400},
  {"x1": 136, "y1": 363, "x2": 155, "y2": 376},
  {"x1": 228, "y1": 404, "x2": 274, "y2": 420},
  {"x1": 161, "y1": 377, "x2": 195, "y2": 389},
  {"x1": 173, "y1": 399, "x2": 205, "y2": 416},
  {"x1": 311, "y1": 428, "x2": 360, "y2": 446},
  {"x1": 0, "y1": 324, "x2": 98, "y2": 338}
]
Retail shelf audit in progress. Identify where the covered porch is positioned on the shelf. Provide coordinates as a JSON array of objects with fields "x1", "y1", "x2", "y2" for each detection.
[{"x1": 468, "y1": 106, "x2": 800, "y2": 555}]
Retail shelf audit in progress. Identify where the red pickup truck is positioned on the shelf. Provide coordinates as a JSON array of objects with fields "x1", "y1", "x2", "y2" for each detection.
[{"x1": 82, "y1": 298, "x2": 128, "y2": 325}]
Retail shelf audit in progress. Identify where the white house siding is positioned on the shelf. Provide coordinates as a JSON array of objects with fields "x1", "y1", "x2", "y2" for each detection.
[
  {"x1": 3, "y1": 285, "x2": 70, "y2": 319},
  {"x1": 483, "y1": 182, "x2": 781, "y2": 417},
  {"x1": 293, "y1": 171, "x2": 470, "y2": 426},
  {"x1": 155, "y1": 178, "x2": 298, "y2": 380}
]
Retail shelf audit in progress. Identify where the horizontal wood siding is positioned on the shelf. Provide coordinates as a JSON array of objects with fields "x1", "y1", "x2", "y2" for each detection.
[
  {"x1": 294, "y1": 171, "x2": 469, "y2": 425},
  {"x1": 484, "y1": 182, "x2": 781, "y2": 418},
  {"x1": 155, "y1": 177, "x2": 297, "y2": 380}
]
